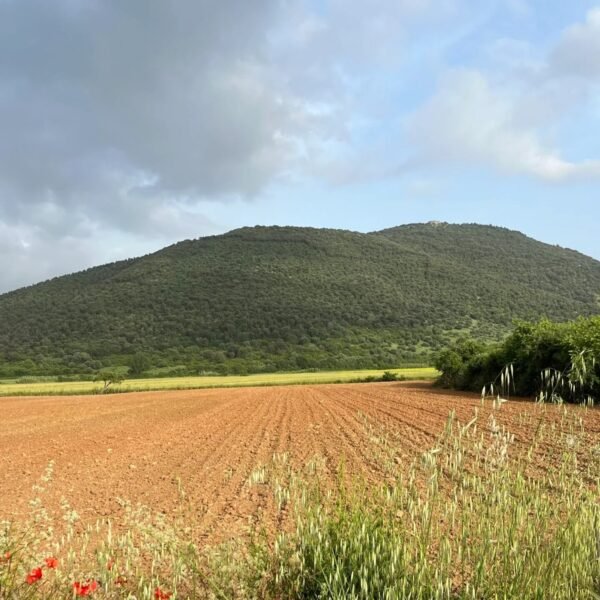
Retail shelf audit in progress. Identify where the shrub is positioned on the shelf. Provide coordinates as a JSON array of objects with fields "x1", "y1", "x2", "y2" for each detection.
[
  {"x1": 436, "y1": 317, "x2": 600, "y2": 402},
  {"x1": 380, "y1": 370, "x2": 398, "y2": 382},
  {"x1": 433, "y1": 338, "x2": 488, "y2": 388}
]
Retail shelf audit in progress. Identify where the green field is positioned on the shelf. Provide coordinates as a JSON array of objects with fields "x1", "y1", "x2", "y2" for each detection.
[{"x1": 0, "y1": 367, "x2": 438, "y2": 397}]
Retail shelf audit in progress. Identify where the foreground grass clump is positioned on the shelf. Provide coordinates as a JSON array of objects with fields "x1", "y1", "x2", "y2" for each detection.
[
  {"x1": 1, "y1": 403, "x2": 599, "y2": 599},
  {"x1": 266, "y1": 407, "x2": 600, "y2": 599}
]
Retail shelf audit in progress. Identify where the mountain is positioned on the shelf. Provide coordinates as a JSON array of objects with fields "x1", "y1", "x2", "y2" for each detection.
[{"x1": 1, "y1": 222, "x2": 599, "y2": 377}]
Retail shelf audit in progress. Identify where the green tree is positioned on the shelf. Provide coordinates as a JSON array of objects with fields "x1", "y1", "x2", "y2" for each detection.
[
  {"x1": 94, "y1": 369, "x2": 124, "y2": 393},
  {"x1": 129, "y1": 353, "x2": 151, "y2": 377}
]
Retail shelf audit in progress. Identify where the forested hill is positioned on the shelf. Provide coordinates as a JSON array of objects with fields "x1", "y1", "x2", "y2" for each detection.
[{"x1": 1, "y1": 222, "x2": 600, "y2": 377}]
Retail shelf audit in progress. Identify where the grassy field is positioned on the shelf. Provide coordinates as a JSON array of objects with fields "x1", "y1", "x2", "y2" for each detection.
[{"x1": 0, "y1": 367, "x2": 438, "y2": 396}]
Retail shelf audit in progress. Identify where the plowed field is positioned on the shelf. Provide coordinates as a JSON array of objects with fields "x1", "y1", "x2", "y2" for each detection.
[{"x1": 1, "y1": 382, "x2": 598, "y2": 543}]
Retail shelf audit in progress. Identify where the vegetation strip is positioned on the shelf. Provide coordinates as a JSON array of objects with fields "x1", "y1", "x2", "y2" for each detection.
[{"x1": 0, "y1": 367, "x2": 437, "y2": 397}]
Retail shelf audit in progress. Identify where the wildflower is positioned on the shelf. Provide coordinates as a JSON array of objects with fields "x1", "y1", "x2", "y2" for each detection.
[
  {"x1": 73, "y1": 580, "x2": 99, "y2": 596},
  {"x1": 26, "y1": 567, "x2": 43, "y2": 584},
  {"x1": 44, "y1": 556, "x2": 58, "y2": 569},
  {"x1": 1, "y1": 551, "x2": 11, "y2": 562},
  {"x1": 154, "y1": 587, "x2": 172, "y2": 599}
]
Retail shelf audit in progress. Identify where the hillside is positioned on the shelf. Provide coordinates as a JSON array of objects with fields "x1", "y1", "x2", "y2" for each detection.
[{"x1": 1, "y1": 223, "x2": 599, "y2": 377}]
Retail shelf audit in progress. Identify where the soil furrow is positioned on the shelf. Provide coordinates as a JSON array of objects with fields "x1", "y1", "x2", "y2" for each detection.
[{"x1": 1, "y1": 382, "x2": 598, "y2": 544}]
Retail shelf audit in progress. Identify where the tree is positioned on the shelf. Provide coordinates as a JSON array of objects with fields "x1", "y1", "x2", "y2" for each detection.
[
  {"x1": 129, "y1": 353, "x2": 151, "y2": 377},
  {"x1": 94, "y1": 369, "x2": 124, "y2": 393}
]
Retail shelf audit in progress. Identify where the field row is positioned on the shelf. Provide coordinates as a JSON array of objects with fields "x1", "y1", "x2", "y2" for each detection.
[{"x1": 1, "y1": 381, "x2": 597, "y2": 545}]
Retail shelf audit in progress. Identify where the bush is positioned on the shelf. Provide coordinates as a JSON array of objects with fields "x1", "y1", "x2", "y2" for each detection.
[
  {"x1": 93, "y1": 369, "x2": 124, "y2": 393},
  {"x1": 435, "y1": 317, "x2": 600, "y2": 402},
  {"x1": 380, "y1": 370, "x2": 398, "y2": 382},
  {"x1": 434, "y1": 338, "x2": 488, "y2": 388}
]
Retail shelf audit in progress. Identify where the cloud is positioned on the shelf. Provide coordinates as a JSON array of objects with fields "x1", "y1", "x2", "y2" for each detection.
[
  {"x1": 0, "y1": 1, "x2": 295, "y2": 216},
  {"x1": 0, "y1": 0, "x2": 445, "y2": 220},
  {"x1": 1, "y1": 1, "x2": 598, "y2": 292},
  {"x1": 407, "y1": 8, "x2": 600, "y2": 182},
  {"x1": 0, "y1": 202, "x2": 217, "y2": 293},
  {"x1": 0, "y1": 218, "x2": 194, "y2": 294},
  {"x1": 409, "y1": 69, "x2": 600, "y2": 181},
  {"x1": 0, "y1": 1, "x2": 301, "y2": 291},
  {"x1": 0, "y1": 0, "x2": 458, "y2": 291},
  {"x1": 549, "y1": 8, "x2": 600, "y2": 79}
]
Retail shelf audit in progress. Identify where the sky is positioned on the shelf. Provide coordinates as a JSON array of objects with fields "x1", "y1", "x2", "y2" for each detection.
[{"x1": 1, "y1": 0, "x2": 599, "y2": 292}]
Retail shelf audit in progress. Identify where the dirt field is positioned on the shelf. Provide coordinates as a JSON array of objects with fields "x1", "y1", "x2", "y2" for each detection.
[{"x1": 1, "y1": 382, "x2": 598, "y2": 544}]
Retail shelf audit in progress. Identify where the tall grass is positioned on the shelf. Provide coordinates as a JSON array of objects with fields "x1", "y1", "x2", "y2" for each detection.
[
  {"x1": 1, "y1": 402, "x2": 598, "y2": 599},
  {"x1": 265, "y1": 406, "x2": 600, "y2": 599}
]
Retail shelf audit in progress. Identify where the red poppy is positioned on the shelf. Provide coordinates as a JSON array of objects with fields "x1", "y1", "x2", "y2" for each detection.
[
  {"x1": 1, "y1": 551, "x2": 11, "y2": 562},
  {"x1": 154, "y1": 587, "x2": 172, "y2": 599},
  {"x1": 44, "y1": 556, "x2": 58, "y2": 569},
  {"x1": 73, "y1": 580, "x2": 99, "y2": 596},
  {"x1": 26, "y1": 567, "x2": 43, "y2": 585}
]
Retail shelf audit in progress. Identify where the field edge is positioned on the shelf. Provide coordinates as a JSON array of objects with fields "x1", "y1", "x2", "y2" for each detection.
[{"x1": 0, "y1": 367, "x2": 439, "y2": 397}]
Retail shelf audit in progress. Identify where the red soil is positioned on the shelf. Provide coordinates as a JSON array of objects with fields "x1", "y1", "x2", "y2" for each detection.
[{"x1": 1, "y1": 382, "x2": 598, "y2": 543}]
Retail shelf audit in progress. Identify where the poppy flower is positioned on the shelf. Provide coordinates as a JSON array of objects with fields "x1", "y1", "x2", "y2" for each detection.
[
  {"x1": 44, "y1": 556, "x2": 58, "y2": 569},
  {"x1": 154, "y1": 587, "x2": 172, "y2": 599},
  {"x1": 1, "y1": 551, "x2": 10, "y2": 562},
  {"x1": 26, "y1": 567, "x2": 43, "y2": 584},
  {"x1": 73, "y1": 580, "x2": 99, "y2": 596}
]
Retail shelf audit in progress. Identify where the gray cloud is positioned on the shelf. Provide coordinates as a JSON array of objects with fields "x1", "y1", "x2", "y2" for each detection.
[
  {"x1": 0, "y1": 1, "x2": 292, "y2": 211},
  {"x1": 0, "y1": 0, "x2": 299, "y2": 290},
  {"x1": 0, "y1": 0, "x2": 457, "y2": 292},
  {"x1": 0, "y1": 0, "x2": 436, "y2": 217},
  {"x1": 2, "y1": 0, "x2": 595, "y2": 293}
]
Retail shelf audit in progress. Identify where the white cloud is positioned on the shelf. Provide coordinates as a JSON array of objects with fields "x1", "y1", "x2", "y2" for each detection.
[
  {"x1": 407, "y1": 7, "x2": 600, "y2": 182},
  {"x1": 409, "y1": 70, "x2": 600, "y2": 181}
]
